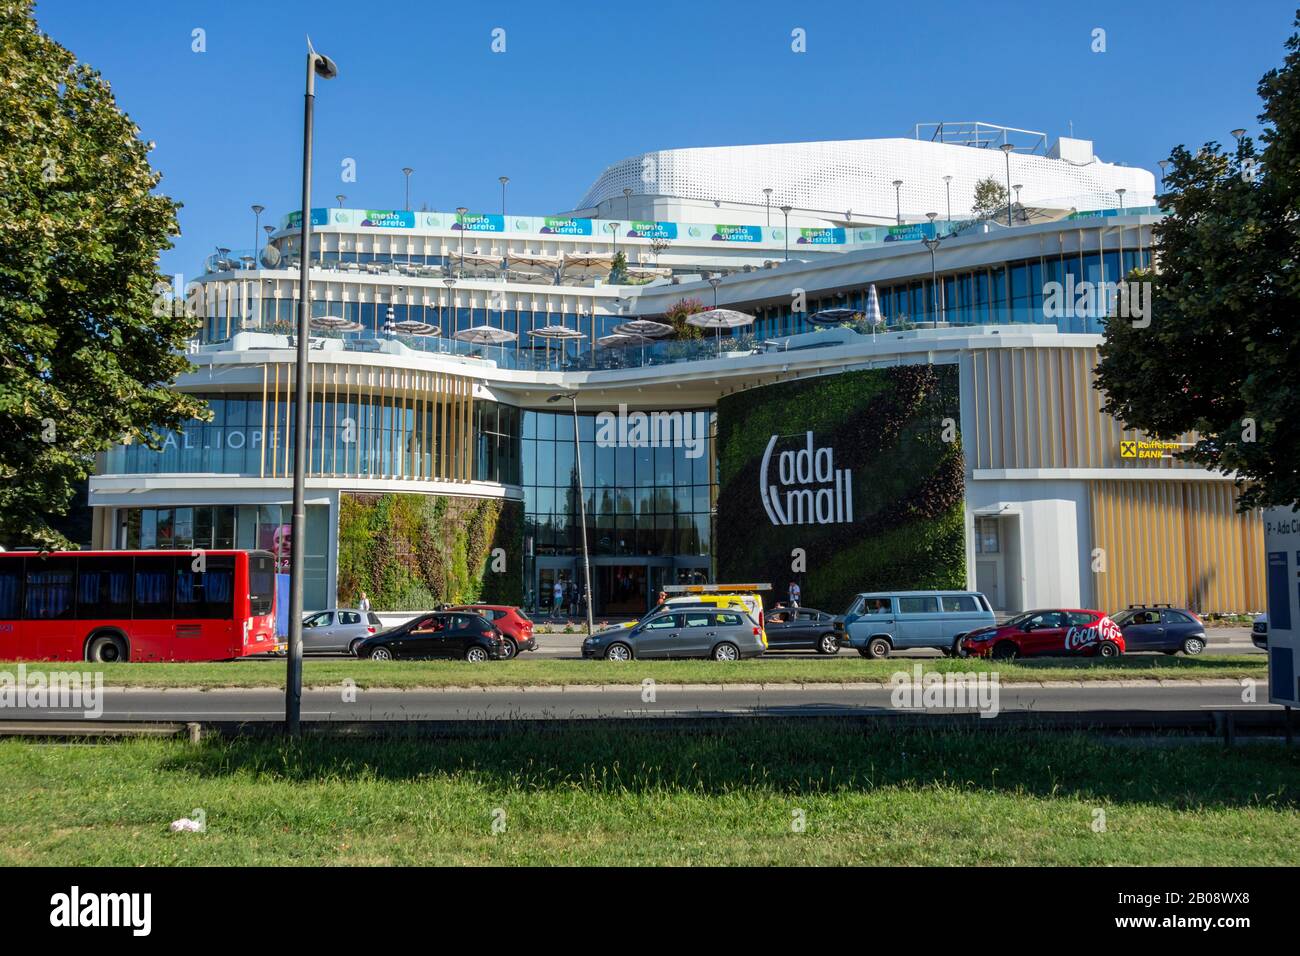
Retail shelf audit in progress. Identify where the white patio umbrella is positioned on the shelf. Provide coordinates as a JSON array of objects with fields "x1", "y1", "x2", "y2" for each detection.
[
  {"x1": 528, "y1": 324, "x2": 587, "y2": 368},
  {"x1": 309, "y1": 315, "x2": 364, "y2": 334},
  {"x1": 686, "y1": 308, "x2": 755, "y2": 355},
  {"x1": 390, "y1": 320, "x2": 440, "y2": 336},
  {"x1": 613, "y1": 318, "x2": 672, "y2": 365},
  {"x1": 863, "y1": 283, "x2": 885, "y2": 339},
  {"x1": 455, "y1": 325, "x2": 518, "y2": 362}
]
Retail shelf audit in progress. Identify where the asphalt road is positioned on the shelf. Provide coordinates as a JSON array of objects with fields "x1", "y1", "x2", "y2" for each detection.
[
  {"x1": 303, "y1": 628, "x2": 1263, "y2": 660},
  {"x1": 6, "y1": 680, "x2": 1275, "y2": 722}
]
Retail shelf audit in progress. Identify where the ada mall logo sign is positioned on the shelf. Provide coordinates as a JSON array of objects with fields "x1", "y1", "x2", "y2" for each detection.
[{"x1": 760, "y1": 432, "x2": 854, "y2": 526}]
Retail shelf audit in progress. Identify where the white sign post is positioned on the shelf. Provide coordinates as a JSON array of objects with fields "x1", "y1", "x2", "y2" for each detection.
[{"x1": 1264, "y1": 506, "x2": 1300, "y2": 717}]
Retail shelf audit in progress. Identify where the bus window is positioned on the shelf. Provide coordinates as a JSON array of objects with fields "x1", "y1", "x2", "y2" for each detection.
[
  {"x1": 133, "y1": 555, "x2": 175, "y2": 620},
  {"x1": 76, "y1": 557, "x2": 131, "y2": 619},
  {"x1": 249, "y1": 553, "x2": 274, "y2": 617},
  {"x1": 175, "y1": 555, "x2": 235, "y2": 619},
  {"x1": 0, "y1": 561, "x2": 21, "y2": 620},
  {"x1": 25, "y1": 557, "x2": 76, "y2": 620}
]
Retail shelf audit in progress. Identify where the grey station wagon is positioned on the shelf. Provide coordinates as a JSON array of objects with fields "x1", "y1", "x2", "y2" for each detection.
[
  {"x1": 582, "y1": 608, "x2": 766, "y2": 661},
  {"x1": 834, "y1": 591, "x2": 995, "y2": 658}
]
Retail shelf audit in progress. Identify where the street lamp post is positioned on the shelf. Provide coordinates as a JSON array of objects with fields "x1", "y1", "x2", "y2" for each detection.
[
  {"x1": 549, "y1": 392, "x2": 593, "y2": 636},
  {"x1": 442, "y1": 277, "x2": 456, "y2": 334},
  {"x1": 1116, "y1": 187, "x2": 1126, "y2": 210},
  {"x1": 288, "y1": 39, "x2": 337, "y2": 737},
  {"x1": 1157, "y1": 159, "x2": 1169, "y2": 192},
  {"x1": 942, "y1": 175, "x2": 952, "y2": 232},
  {"x1": 892, "y1": 180, "x2": 903, "y2": 225},
  {"x1": 923, "y1": 213, "x2": 942, "y2": 323},
  {"x1": 1012, "y1": 184, "x2": 1022, "y2": 222},
  {"x1": 607, "y1": 221, "x2": 620, "y2": 269},
  {"x1": 402, "y1": 167, "x2": 413, "y2": 210},
  {"x1": 623, "y1": 187, "x2": 632, "y2": 221},
  {"x1": 335, "y1": 194, "x2": 345, "y2": 207},
  {"x1": 499, "y1": 175, "x2": 509, "y2": 217},
  {"x1": 251, "y1": 204, "x2": 264, "y2": 269},
  {"x1": 708, "y1": 274, "x2": 721, "y2": 309},
  {"x1": 763, "y1": 187, "x2": 772, "y2": 226},
  {"x1": 455, "y1": 206, "x2": 468, "y2": 277},
  {"x1": 1000, "y1": 143, "x2": 1014, "y2": 227},
  {"x1": 780, "y1": 205, "x2": 792, "y2": 261}
]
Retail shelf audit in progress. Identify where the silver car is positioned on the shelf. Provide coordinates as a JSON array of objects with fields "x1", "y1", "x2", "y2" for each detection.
[
  {"x1": 582, "y1": 607, "x2": 766, "y2": 661},
  {"x1": 302, "y1": 608, "x2": 381, "y2": 655}
]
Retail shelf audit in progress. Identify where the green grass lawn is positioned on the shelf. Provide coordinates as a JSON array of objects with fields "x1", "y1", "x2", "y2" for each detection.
[
  {"x1": 0, "y1": 722, "x2": 1295, "y2": 865},
  {"x1": 0, "y1": 653, "x2": 1266, "y2": 690}
]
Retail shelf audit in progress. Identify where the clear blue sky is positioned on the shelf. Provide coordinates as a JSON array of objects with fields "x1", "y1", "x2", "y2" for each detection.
[{"x1": 31, "y1": 0, "x2": 1298, "y2": 279}]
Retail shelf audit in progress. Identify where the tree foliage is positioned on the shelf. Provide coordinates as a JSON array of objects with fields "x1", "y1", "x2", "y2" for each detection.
[
  {"x1": 970, "y1": 175, "x2": 1009, "y2": 220},
  {"x1": 1094, "y1": 14, "x2": 1300, "y2": 510},
  {"x1": 0, "y1": 1, "x2": 205, "y2": 547},
  {"x1": 664, "y1": 296, "x2": 705, "y2": 339}
]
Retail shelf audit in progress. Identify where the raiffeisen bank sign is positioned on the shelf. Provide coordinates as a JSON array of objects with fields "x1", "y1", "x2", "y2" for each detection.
[{"x1": 759, "y1": 432, "x2": 854, "y2": 526}]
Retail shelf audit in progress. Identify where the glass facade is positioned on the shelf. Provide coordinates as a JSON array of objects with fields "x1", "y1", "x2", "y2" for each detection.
[
  {"x1": 522, "y1": 408, "x2": 714, "y2": 561},
  {"x1": 105, "y1": 394, "x2": 520, "y2": 485},
  {"x1": 747, "y1": 245, "x2": 1155, "y2": 339}
]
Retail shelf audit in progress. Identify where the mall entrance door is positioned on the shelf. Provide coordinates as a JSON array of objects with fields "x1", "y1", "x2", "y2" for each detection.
[{"x1": 597, "y1": 565, "x2": 649, "y2": 615}]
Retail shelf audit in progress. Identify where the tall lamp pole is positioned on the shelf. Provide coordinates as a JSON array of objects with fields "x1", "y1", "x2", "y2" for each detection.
[
  {"x1": 763, "y1": 187, "x2": 773, "y2": 226},
  {"x1": 549, "y1": 392, "x2": 593, "y2": 636},
  {"x1": 499, "y1": 175, "x2": 509, "y2": 217},
  {"x1": 251, "y1": 204, "x2": 264, "y2": 269},
  {"x1": 455, "y1": 206, "x2": 468, "y2": 277},
  {"x1": 999, "y1": 143, "x2": 1014, "y2": 226},
  {"x1": 942, "y1": 175, "x2": 952, "y2": 232},
  {"x1": 402, "y1": 167, "x2": 413, "y2": 210},
  {"x1": 922, "y1": 214, "x2": 942, "y2": 324},
  {"x1": 780, "y1": 205, "x2": 792, "y2": 261},
  {"x1": 288, "y1": 38, "x2": 337, "y2": 737},
  {"x1": 892, "y1": 180, "x2": 903, "y2": 225}
]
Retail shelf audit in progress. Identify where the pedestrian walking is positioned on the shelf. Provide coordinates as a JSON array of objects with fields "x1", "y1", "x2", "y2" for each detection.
[{"x1": 788, "y1": 580, "x2": 801, "y2": 607}]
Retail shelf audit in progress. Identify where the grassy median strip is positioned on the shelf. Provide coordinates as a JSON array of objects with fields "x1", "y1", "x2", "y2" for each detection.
[
  {"x1": 0, "y1": 722, "x2": 1295, "y2": 865},
  {"x1": 0, "y1": 654, "x2": 1266, "y2": 690}
]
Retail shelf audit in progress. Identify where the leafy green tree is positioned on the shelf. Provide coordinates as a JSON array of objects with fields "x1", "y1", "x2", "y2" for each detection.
[
  {"x1": 609, "y1": 250, "x2": 628, "y2": 284},
  {"x1": 1094, "y1": 15, "x2": 1300, "y2": 511},
  {"x1": 970, "y1": 175, "x2": 1009, "y2": 220},
  {"x1": 0, "y1": 1, "x2": 206, "y2": 547},
  {"x1": 664, "y1": 296, "x2": 705, "y2": 339}
]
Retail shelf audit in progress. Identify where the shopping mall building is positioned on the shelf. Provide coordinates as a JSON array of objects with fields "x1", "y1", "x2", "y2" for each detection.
[{"x1": 88, "y1": 123, "x2": 1265, "y2": 616}]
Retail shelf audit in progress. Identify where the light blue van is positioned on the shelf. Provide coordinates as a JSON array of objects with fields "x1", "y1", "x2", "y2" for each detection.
[{"x1": 834, "y1": 591, "x2": 995, "y2": 658}]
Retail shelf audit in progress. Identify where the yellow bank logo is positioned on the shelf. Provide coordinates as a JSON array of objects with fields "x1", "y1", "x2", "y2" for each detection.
[{"x1": 1120, "y1": 438, "x2": 1179, "y2": 460}]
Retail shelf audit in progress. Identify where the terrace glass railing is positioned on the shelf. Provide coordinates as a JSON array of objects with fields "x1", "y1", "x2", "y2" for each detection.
[{"x1": 189, "y1": 306, "x2": 1108, "y2": 372}]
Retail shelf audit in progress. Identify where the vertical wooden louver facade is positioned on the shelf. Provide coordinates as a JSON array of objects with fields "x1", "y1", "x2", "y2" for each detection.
[
  {"x1": 964, "y1": 346, "x2": 1265, "y2": 613},
  {"x1": 1090, "y1": 480, "x2": 1265, "y2": 613},
  {"x1": 256, "y1": 361, "x2": 475, "y2": 482}
]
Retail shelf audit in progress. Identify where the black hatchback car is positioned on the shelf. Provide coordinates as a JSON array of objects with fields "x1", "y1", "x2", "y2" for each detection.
[
  {"x1": 356, "y1": 611, "x2": 504, "y2": 662},
  {"x1": 764, "y1": 607, "x2": 840, "y2": 654},
  {"x1": 1111, "y1": 605, "x2": 1208, "y2": 655}
]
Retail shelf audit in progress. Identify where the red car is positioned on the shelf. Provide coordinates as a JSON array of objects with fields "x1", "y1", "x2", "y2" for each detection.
[
  {"x1": 446, "y1": 605, "x2": 535, "y2": 659},
  {"x1": 960, "y1": 608, "x2": 1124, "y2": 660}
]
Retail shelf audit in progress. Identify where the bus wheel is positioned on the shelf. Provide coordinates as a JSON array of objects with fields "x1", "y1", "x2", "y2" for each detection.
[{"x1": 87, "y1": 633, "x2": 127, "y2": 663}]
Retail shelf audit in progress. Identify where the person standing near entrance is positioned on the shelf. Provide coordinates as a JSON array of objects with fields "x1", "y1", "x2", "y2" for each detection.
[
  {"x1": 788, "y1": 580, "x2": 801, "y2": 607},
  {"x1": 358, "y1": 591, "x2": 371, "y2": 612},
  {"x1": 553, "y1": 578, "x2": 564, "y2": 617}
]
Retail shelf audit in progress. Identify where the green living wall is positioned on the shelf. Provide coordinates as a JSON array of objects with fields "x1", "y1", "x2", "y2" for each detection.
[
  {"x1": 715, "y1": 364, "x2": 965, "y2": 613},
  {"x1": 336, "y1": 492, "x2": 523, "y2": 611}
]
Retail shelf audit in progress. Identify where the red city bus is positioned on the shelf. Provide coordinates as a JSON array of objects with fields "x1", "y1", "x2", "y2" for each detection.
[{"x1": 0, "y1": 550, "x2": 280, "y2": 662}]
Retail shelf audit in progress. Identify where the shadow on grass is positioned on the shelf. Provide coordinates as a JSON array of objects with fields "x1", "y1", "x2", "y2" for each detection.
[{"x1": 160, "y1": 721, "x2": 1300, "y2": 812}]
